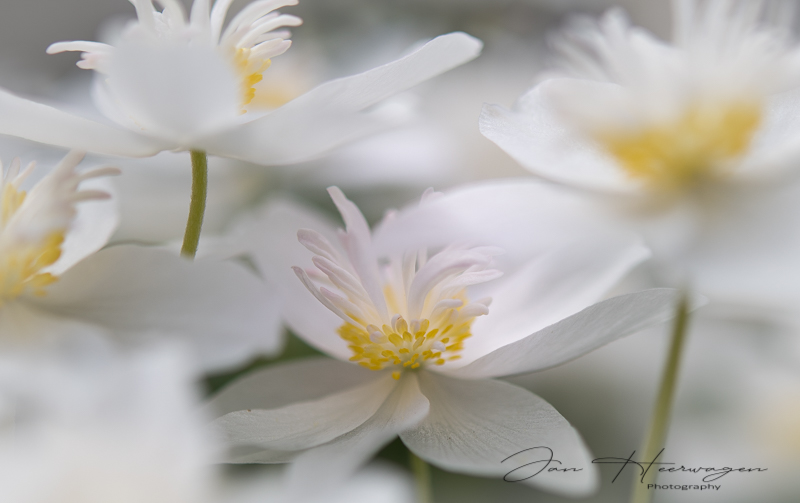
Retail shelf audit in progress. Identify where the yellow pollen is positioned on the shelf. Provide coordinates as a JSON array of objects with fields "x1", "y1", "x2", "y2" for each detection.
[
  {"x1": 337, "y1": 296, "x2": 477, "y2": 375},
  {"x1": 233, "y1": 48, "x2": 272, "y2": 114},
  {"x1": 0, "y1": 186, "x2": 65, "y2": 306},
  {"x1": 597, "y1": 101, "x2": 762, "y2": 192}
]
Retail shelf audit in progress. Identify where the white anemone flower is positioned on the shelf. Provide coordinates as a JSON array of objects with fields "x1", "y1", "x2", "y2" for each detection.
[
  {"x1": 207, "y1": 185, "x2": 680, "y2": 499},
  {"x1": 0, "y1": 0, "x2": 482, "y2": 164},
  {"x1": 480, "y1": 0, "x2": 800, "y2": 313},
  {"x1": 0, "y1": 150, "x2": 279, "y2": 371}
]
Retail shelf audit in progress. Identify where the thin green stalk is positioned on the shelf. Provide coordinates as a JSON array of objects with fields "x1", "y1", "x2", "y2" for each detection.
[
  {"x1": 410, "y1": 450, "x2": 433, "y2": 503},
  {"x1": 181, "y1": 150, "x2": 208, "y2": 259},
  {"x1": 630, "y1": 291, "x2": 690, "y2": 503}
]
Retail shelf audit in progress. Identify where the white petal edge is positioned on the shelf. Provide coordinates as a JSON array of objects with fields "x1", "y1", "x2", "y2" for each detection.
[
  {"x1": 400, "y1": 371, "x2": 598, "y2": 497},
  {"x1": 449, "y1": 289, "x2": 682, "y2": 379}
]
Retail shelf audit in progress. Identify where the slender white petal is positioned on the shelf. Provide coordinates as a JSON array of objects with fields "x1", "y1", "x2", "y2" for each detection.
[
  {"x1": 212, "y1": 373, "x2": 396, "y2": 451},
  {"x1": 449, "y1": 289, "x2": 682, "y2": 379},
  {"x1": 400, "y1": 371, "x2": 597, "y2": 497},
  {"x1": 202, "y1": 32, "x2": 482, "y2": 163},
  {"x1": 283, "y1": 373, "x2": 429, "y2": 500},
  {"x1": 29, "y1": 245, "x2": 280, "y2": 371},
  {"x1": 0, "y1": 88, "x2": 168, "y2": 156}
]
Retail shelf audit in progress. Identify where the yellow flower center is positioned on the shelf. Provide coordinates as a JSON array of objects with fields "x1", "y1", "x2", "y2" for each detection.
[
  {"x1": 0, "y1": 185, "x2": 64, "y2": 306},
  {"x1": 597, "y1": 102, "x2": 762, "y2": 192},
  {"x1": 340, "y1": 289, "x2": 475, "y2": 380},
  {"x1": 233, "y1": 47, "x2": 272, "y2": 114}
]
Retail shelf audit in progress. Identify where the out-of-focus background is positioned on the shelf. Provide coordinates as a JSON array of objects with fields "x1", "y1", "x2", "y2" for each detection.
[{"x1": 1, "y1": 1, "x2": 797, "y2": 502}]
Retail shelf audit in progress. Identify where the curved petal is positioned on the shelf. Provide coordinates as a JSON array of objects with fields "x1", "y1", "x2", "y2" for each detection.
[
  {"x1": 49, "y1": 175, "x2": 119, "y2": 275},
  {"x1": 739, "y1": 86, "x2": 800, "y2": 182},
  {"x1": 203, "y1": 357, "x2": 375, "y2": 418},
  {"x1": 400, "y1": 372, "x2": 597, "y2": 497},
  {"x1": 449, "y1": 289, "x2": 681, "y2": 379},
  {"x1": 212, "y1": 372, "x2": 395, "y2": 452},
  {"x1": 283, "y1": 373, "x2": 429, "y2": 501},
  {"x1": 0, "y1": 87, "x2": 168, "y2": 157},
  {"x1": 462, "y1": 239, "x2": 649, "y2": 364},
  {"x1": 242, "y1": 199, "x2": 352, "y2": 360},
  {"x1": 479, "y1": 79, "x2": 636, "y2": 194},
  {"x1": 29, "y1": 245, "x2": 281, "y2": 372},
  {"x1": 203, "y1": 32, "x2": 483, "y2": 164}
]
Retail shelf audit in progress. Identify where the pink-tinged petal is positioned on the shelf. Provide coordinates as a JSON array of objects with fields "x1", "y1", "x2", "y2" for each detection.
[
  {"x1": 283, "y1": 373, "x2": 429, "y2": 500},
  {"x1": 29, "y1": 245, "x2": 280, "y2": 372},
  {"x1": 401, "y1": 371, "x2": 597, "y2": 497},
  {"x1": 449, "y1": 289, "x2": 681, "y2": 379},
  {"x1": 242, "y1": 199, "x2": 353, "y2": 360},
  {"x1": 0, "y1": 88, "x2": 168, "y2": 156}
]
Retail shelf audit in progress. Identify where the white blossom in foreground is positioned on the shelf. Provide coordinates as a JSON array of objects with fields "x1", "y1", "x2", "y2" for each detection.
[
  {"x1": 208, "y1": 186, "x2": 680, "y2": 499},
  {"x1": 0, "y1": 150, "x2": 280, "y2": 371},
  {"x1": 0, "y1": 0, "x2": 481, "y2": 164},
  {"x1": 480, "y1": 0, "x2": 800, "y2": 314}
]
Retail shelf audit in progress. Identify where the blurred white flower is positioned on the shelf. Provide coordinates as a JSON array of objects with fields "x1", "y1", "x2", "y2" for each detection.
[
  {"x1": 0, "y1": 345, "x2": 218, "y2": 503},
  {"x1": 0, "y1": 150, "x2": 280, "y2": 372},
  {"x1": 0, "y1": 0, "x2": 482, "y2": 164},
  {"x1": 480, "y1": 0, "x2": 800, "y2": 314},
  {"x1": 207, "y1": 185, "x2": 680, "y2": 499}
]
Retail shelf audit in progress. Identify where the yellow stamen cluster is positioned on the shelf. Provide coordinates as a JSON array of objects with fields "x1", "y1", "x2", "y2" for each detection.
[
  {"x1": 233, "y1": 47, "x2": 272, "y2": 113},
  {"x1": 599, "y1": 102, "x2": 762, "y2": 192},
  {"x1": 0, "y1": 186, "x2": 64, "y2": 306},
  {"x1": 339, "y1": 300, "x2": 474, "y2": 380}
]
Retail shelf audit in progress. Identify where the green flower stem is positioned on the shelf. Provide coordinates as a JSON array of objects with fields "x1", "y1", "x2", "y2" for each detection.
[
  {"x1": 630, "y1": 291, "x2": 691, "y2": 503},
  {"x1": 181, "y1": 150, "x2": 208, "y2": 259},
  {"x1": 410, "y1": 450, "x2": 433, "y2": 503}
]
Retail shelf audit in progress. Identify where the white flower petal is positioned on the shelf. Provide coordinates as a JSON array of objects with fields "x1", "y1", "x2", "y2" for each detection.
[
  {"x1": 202, "y1": 32, "x2": 483, "y2": 164},
  {"x1": 212, "y1": 372, "x2": 395, "y2": 452},
  {"x1": 29, "y1": 245, "x2": 280, "y2": 371},
  {"x1": 449, "y1": 289, "x2": 681, "y2": 379},
  {"x1": 400, "y1": 372, "x2": 597, "y2": 497},
  {"x1": 104, "y1": 38, "x2": 241, "y2": 144},
  {"x1": 243, "y1": 199, "x2": 353, "y2": 360},
  {"x1": 479, "y1": 79, "x2": 637, "y2": 194},
  {"x1": 204, "y1": 357, "x2": 375, "y2": 418},
  {"x1": 0, "y1": 87, "x2": 167, "y2": 156},
  {"x1": 283, "y1": 372, "x2": 429, "y2": 501}
]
